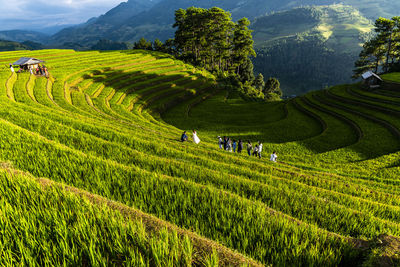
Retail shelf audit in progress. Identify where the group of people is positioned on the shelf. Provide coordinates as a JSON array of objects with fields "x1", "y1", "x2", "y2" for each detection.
[
  {"x1": 218, "y1": 136, "x2": 278, "y2": 162},
  {"x1": 10, "y1": 64, "x2": 49, "y2": 77},
  {"x1": 218, "y1": 137, "x2": 245, "y2": 154},
  {"x1": 180, "y1": 131, "x2": 278, "y2": 162}
]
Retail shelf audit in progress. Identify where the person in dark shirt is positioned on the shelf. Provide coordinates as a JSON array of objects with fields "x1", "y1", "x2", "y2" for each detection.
[
  {"x1": 237, "y1": 139, "x2": 243, "y2": 153},
  {"x1": 181, "y1": 131, "x2": 188, "y2": 142},
  {"x1": 223, "y1": 136, "x2": 228, "y2": 150},
  {"x1": 253, "y1": 145, "x2": 259, "y2": 157}
]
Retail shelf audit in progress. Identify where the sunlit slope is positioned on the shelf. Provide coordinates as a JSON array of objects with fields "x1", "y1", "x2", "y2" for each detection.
[
  {"x1": 1, "y1": 49, "x2": 400, "y2": 265},
  {"x1": 0, "y1": 168, "x2": 241, "y2": 266}
]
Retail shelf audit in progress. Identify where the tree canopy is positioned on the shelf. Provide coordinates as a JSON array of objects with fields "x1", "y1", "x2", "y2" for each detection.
[
  {"x1": 134, "y1": 37, "x2": 153, "y2": 50},
  {"x1": 173, "y1": 7, "x2": 255, "y2": 80},
  {"x1": 264, "y1": 77, "x2": 282, "y2": 100},
  {"x1": 354, "y1": 16, "x2": 400, "y2": 77}
]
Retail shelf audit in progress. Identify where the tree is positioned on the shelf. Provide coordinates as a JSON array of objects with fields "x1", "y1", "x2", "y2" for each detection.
[
  {"x1": 238, "y1": 57, "x2": 255, "y2": 83},
  {"x1": 353, "y1": 39, "x2": 385, "y2": 78},
  {"x1": 233, "y1": 18, "x2": 256, "y2": 76},
  {"x1": 375, "y1": 17, "x2": 396, "y2": 72},
  {"x1": 354, "y1": 16, "x2": 400, "y2": 77},
  {"x1": 171, "y1": 7, "x2": 259, "y2": 100},
  {"x1": 172, "y1": 7, "x2": 256, "y2": 82},
  {"x1": 264, "y1": 77, "x2": 282, "y2": 96},
  {"x1": 206, "y1": 7, "x2": 235, "y2": 72},
  {"x1": 253, "y1": 73, "x2": 265, "y2": 91},
  {"x1": 153, "y1": 39, "x2": 164, "y2": 51},
  {"x1": 164, "y1": 38, "x2": 175, "y2": 54},
  {"x1": 133, "y1": 37, "x2": 153, "y2": 50},
  {"x1": 91, "y1": 39, "x2": 128, "y2": 51}
]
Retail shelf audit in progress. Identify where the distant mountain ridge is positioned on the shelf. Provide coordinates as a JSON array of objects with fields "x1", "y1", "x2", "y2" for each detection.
[
  {"x1": 50, "y1": 0, "x2": 161, "y2": 45},
  {"x1": 50, "y1": 0, "x2": 400, "y2": 46},
  {"x1": 0, "y1": 39, "x2": 44, "y2": 51},
  {"x1": 0, "y1": 30, "x2": 49, "y2": 44}
]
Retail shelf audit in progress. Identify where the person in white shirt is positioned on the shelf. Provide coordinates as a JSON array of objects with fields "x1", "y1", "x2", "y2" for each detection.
[
  {"x1": 9, "y1": 64, "x2": 14, "y2": 73},
  {"x1": 258, "y1": 141, "x2": 263, "y2": 159},
  {"x1": 270, "y1": 151, "x2": 278, "y2": 162},
  {"x1": 218, "y1": 136, "x2": 223, "y2": 149}
]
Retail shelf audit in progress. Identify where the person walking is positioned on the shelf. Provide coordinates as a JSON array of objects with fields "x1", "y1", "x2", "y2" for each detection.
[
  {"x1": 9, "y1": 64, "x2": 14, "y2": 73},
  {"x1": 246, "y1": 141, "x2": 252, "y2": 156},
  {"x1": 227, "y1": 138, "x2": 233, "y2": 152},
  {"x1": 42, "y1": 65, "x2": 49, "y2": 77},
  {"x1": 270, "y1": 151, "x2": 278, "y2": 162},
  {"x1": 238, "y1": 139, "x2": 243, "y2": 153},
  {"x1": 223, "y1": 136, "x2": 228, "y2": 150},
  {"x1": 253, "y1": 145, "x2": 259, "y2": 157},
  {"x1": 232, "y1": 140, "x2": 237, "y2": 153},
  {"x1": 192, "y1": 130, "x2": 200, "y2": 144},
  {"x1": 218, "y1": 136, "x2": 223, "y2": 149},
  {"x1": 258, "y1": 141, "x2": 263, "y2": 159}
]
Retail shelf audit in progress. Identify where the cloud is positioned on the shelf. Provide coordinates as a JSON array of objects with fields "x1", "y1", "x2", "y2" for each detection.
[{"x1": 0, "y1": 0, "x2": 125, "y2": 30}]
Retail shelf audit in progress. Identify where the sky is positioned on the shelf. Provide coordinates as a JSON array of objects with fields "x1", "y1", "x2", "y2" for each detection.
[{"x1": 0, "y1": 0, "x2": 124, "y2": 32}]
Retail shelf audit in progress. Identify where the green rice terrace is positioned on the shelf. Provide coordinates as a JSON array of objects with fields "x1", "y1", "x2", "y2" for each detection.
[{"x1": 1, "y1": 49, "x2": 400, "y2": 266}]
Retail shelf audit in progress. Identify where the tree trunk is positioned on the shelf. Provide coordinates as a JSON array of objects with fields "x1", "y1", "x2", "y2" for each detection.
[{"x1": 385, "y1": 31, "x2": 393, "y2": 72}]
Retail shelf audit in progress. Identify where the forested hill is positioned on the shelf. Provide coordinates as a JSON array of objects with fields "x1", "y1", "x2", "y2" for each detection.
[
  {"x1": 0, "y1": 30, "x2": 49, "y2": 44},
  {"x1": 252, "y1": 5, "x2": 373, "y2": 95},
  {"x1": 49, "y1": 0, "x2": 400, "y2": 46},
  {"x1": 0, "y1": 40, "x2": 44, "y2": 51}
]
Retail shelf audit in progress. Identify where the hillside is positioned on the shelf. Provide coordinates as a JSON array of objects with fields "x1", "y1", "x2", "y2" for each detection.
[
  {"x1": 252, "y1": 4, "x2": 373, "y2": 95},
  {"x1": 0, "y1": 30, "x2": 49, "y2": 44},
  {"x1": 0, "y1": 40, "x2": 44, "y2": 51},
  {"x1": 0, "y1": 168, "x2": 253, "y2": 265},
  {"x1": 1, "y1": 49, "x2": 400, "y2": 265},
  {"x1": 49, "y1": 0, "x2": 400, "y2": 46},
  {"x1": 50, "y1": 0, "x2": 161, "y2": 46}
]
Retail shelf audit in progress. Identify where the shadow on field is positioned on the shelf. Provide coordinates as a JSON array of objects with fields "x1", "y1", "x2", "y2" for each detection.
[
  {"x1": 162, "y1": 92, "x2": 337, "y2": 152},
  {"x1": 80, "y1": 52, "x2": 212, "y2": 118}
]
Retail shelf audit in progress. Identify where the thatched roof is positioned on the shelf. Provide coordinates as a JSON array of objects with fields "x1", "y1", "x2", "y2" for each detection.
[{"x1": 12, "y1": 57, "x2": 45, "y2": 66}]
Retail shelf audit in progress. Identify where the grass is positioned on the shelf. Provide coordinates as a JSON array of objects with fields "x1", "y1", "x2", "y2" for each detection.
[
  {"x1": 0, "y1": 169, "x2": 233, "y2": 266},
  {"x1": 381, "y1": 72, "x2": 400, "y2": 83},
  {"x1": 0, "y1": 49, "x2": 400, "y2": 265}
]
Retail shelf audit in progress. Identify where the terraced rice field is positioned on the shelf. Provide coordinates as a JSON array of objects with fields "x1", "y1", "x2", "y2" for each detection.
[{"x1": 1, "y1": 49, "x2": 400, "y2": 266}]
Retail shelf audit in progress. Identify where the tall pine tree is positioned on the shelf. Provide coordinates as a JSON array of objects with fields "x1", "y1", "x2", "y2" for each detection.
[
  {"x1": 233, "y1": 18, "x2": 256, "y2": 77},
  {"x1": 173, "y1": 7, "x2": 255, "y2": 81}
]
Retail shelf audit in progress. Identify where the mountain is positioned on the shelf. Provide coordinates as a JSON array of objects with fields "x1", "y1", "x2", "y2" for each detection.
[
  {"x1": 50, "y1": 0, "x2": 161, "y2": 46},
  {"x1": 51, "y1": 0, "x2": 400, "y2": 46},
  {"x1": 0, "y1": 30, "x2": 49, "y2": 44},
  {"x1": 344, "y1": 0, "x2": 400, "y2": 19},
  {"x1": 35, "y1": 24, "x2": 77, "y2": 35},
  {"x1": 52, "y1": 0, "x2": 338, "y2": 44},
  {"x1": 252, "y1": 5, "x2": 373, "y2": 95}
]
